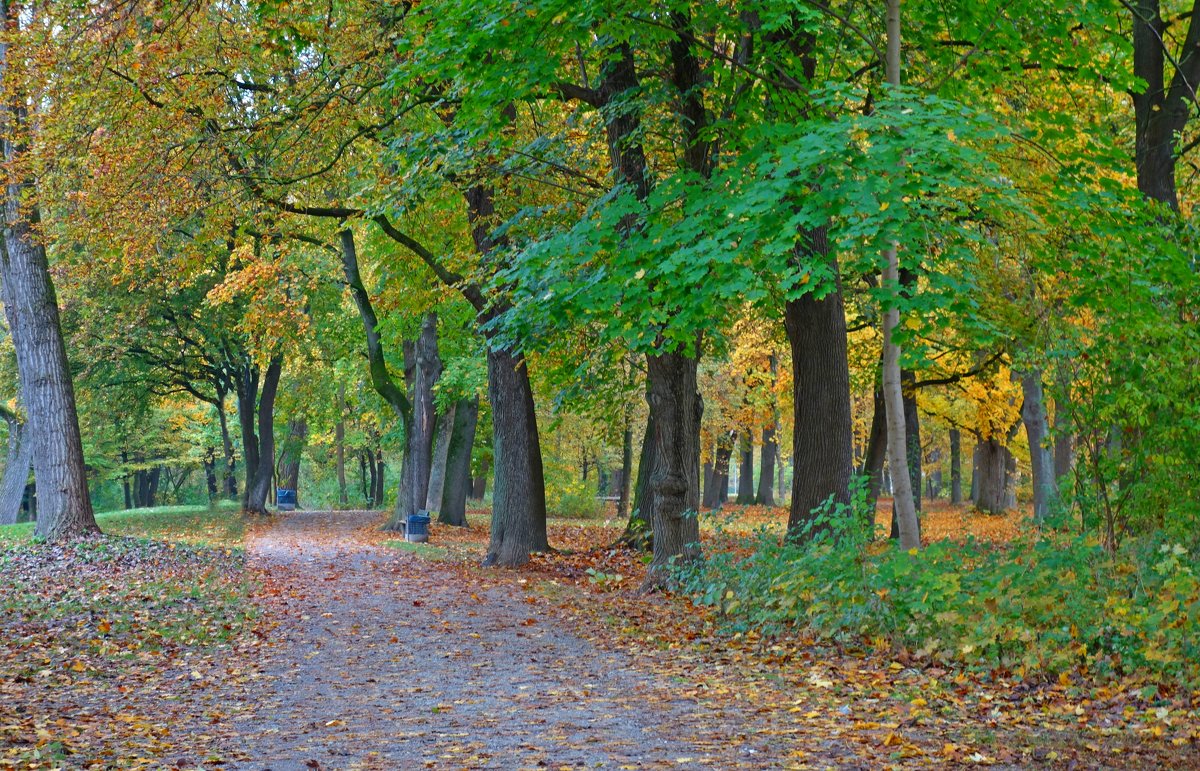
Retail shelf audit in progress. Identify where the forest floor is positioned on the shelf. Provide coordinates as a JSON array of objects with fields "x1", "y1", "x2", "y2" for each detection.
[{"x1": 3, "y1": 503, "x2": 1198, "y2": 769}]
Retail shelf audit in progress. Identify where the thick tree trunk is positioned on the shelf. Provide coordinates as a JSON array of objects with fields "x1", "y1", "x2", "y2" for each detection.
[
  {"x1": 426, "y1": 402, "x2": 456, "y2": 513},
  {"x1": 0, "y1": 406, "x2": 31, "y2": 525},
  {"x1": 702, "y1": 461, "x2": 715, "y2": 508},
  {"x1": 0, "y1": 7, "x2": 98, "y2": 541},
  {"x1": 1020, "y1": 369, "x2": 1057, "y2": 523},
  {"x1": 439, "y1": 397, "x2": 478, "y2": 527},
  {"x1": 736, "y1": 430, "x2": 755, "y2": 504},
  {"x1": 621, "y1": 413, "x2": 655, "y2": 549},
  {"x1": 483, "y1": 346, "x2": 549, "y2": 566},
  {"x1": 949, "y1": 427, "x2": 963, "y2": 504},
  {"x1": 0, "y1": 203, "x2": 96, "y2": 540},
  {"x1": 245, "y1": 356, "x2": 283, "y2": 514},
  {"x1": 645, "y1": 347, "x2": 702, "y2": 572},
  {"x1": 784, "y1": 235, "x2": 854, "y2": 540},
  {"x1": 974, "y1": 438, "x2": 1014, "y2": 514},
  {"x1": 756, "y1": 423, "x2": 777, "y2": 506}
]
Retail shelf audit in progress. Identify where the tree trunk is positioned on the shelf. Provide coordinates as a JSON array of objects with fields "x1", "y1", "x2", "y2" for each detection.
[
  {"x1": 483, "y1": 346, "x2": 549, "y2": 566},
  {"x1": 880, "y1": 0, "x2": 920, "y2": 550},
  {"x1": 0, "y1": 406, "x2": 31, "y2": 525},
  {"x1": 756, "y1": 423, "x2": 777, "y2": 507},
  {"x1": 439, "y1": 397, "x2": 478, "y2": 527},
  {"x1": 426, "y1": 402, "x2": 456, "y2": 513},
  {"x1": 336, "y1": 384, "x2": 348, "y2": 505},
  {"x1": 0, "y1": 4, "x2": 98, "y2": 542},
  {"x1": 784, "y1": 235, "x2": 854, "y2": 540},
  {"x1": 470, "y1": 458, "x2": 488, "y2": 500},
  {"x1": 702, "y1": 461, "x2": 714, "y2": 508},
  {"x1": 736, "y1": 430, "x2": 755, "y2": 504},
  {"x1": 861, "y1": 382, "x2": 888, "y2": 519},
  {"x1": 1053, "y1": 381, "x2": 1073, "y2": 481},
  {"x1": 235, "y1": 362, "x2": 261, "y2": 510},
  {"x1": 203, "y1": 447, "x2": 218, "y2": 503},
  {"x1": 388, "y1": 312, "x2": 440, "y2": 528},
  {"x1": 374, "y1": 452, "x2": 386, "y2": 510},
  {"x1": 888, "y1": 369, "x2": 923, "y2": 539},
  {"x1": 616, "y1": 419, "x2": 633, "y2": 520},
  {"x1": 244, "y1": 356, "x2": 283, "y2": 514},
  {"x1": 645, "y1": 347, "x2": 702, "y2": 573},
  {"x1": 711, "y1": 430, "x2": 735, "y2": 510},
  {"x1": 974, "y1": 438, "x2": 1014, "y2": 514},
  {"x1": 277, "y1": 416, "x2": 307, "y2": 505},
  {"x1": 949, "y1": 427, "x2": 963, "y2": 504},
  {"x1": 621, "y1": 413, "x2": 655, "y2": 549},
  {"x1": 1020, "y1": 369, "x2": 1057, "y2": 523},
  {"x1": 217, "y1": 397, "x2": 237, "y2": 500}
]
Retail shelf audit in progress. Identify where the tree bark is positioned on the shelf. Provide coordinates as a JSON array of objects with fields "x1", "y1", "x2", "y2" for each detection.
[
  {"x1": 0, "y1": 404, "x2": 31, "y2": 525},
  {"x1": 756, "y1": 423, "x2": 777, "y2": 507},
  {"x1": 784, "y1": 236, "x2": 854, "y2": 540},
  {"x1": 426, "y1": 401, "x2": 456, "y2": 513},
  {"x1": 216, "y1": 395, "x2": 237, "y2": 499},
  {"x1": 336, "y1": 384, "x2": 348, "y2": 505},
  {"x1": 439, "y1": 397, "x2": 478, "y2": 527},
  {"x1": 949, "y1": 427, "x2": 963, "y2": 504},
  {"x1": 878, "y1": 0, "x2": 920, "y2": 550},
  {"x1": 235, "y1": 362, "x2": 261, "y2": 509},
  {"x1": 1020, "y1": 369, "x2": 1057, "y2": 523},
  {"x1": 471, "y1": 458, "x2": 489, "y2": 500},
  {"x1": 245, "y1": 356, "x2": 283, "y2": 514},
  {"x1": 974, "y1": 438, "x2": 1014, "y2": 514},
  {"x1": 861, "y1": 382, "x2": 888, "y2": 517},
  {"x1": 645, "y1": 347, "x2": 702, "y2": 573},
  {"x1": 1053, "y1": 384, "x2": 1073, "y2": 482},
  {"x1": 621, "y1": 413, "x2": 655, "y2": 549},
  {"x1": 616, "y1": 419, "x2": 633, "y2": 521},
  {"x1": 0, "y1": 141, "x2": 97, "y2": 539},
  {"x1": 483, "y1": 346, "x2": 549, "y2": 565},
  {"x1": 736, "y1": 430, "x2": 755, "y2": 504}
]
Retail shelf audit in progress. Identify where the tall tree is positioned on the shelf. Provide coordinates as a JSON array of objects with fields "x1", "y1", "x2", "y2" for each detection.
[{"x1": 0, "y1": 0, "x2": 98, "y2": 540}]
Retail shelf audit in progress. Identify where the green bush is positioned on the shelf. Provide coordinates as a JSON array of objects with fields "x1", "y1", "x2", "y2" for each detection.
[{"x1": 680, "y1": 504, "x2": 1200, "y2": 685}]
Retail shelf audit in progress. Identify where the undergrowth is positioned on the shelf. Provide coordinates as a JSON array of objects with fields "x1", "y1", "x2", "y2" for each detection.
[{"x1": 679, "y1": 500, "x2": 1200, "y2": 686}]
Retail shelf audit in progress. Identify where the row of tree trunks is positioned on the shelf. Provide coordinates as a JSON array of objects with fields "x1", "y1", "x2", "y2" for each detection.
[{"x1": 390, "y1": 312, "x2": 440, "y2": 528}]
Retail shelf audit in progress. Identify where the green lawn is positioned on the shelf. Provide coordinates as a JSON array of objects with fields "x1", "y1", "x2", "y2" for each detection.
[{"x1": 0, "y1": 501, "x2": 246, "y2": 548}]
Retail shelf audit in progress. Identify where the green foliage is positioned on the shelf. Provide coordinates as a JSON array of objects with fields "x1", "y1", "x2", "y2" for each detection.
[{"x1": 682, "y1": 521, "x2": 1200, "y2": 686}]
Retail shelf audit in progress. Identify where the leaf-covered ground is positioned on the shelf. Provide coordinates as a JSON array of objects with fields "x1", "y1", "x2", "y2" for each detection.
[{"x1": 4, "y1": 504, "x2": 1198, "y2": 769}]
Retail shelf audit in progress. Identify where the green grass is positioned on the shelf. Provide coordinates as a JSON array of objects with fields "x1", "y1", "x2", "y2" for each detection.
[
  {"x1": 384, "y1": 539, "x2": 452, "y2": 561},
  {"x1": 0, "y1": 501, "x2": 246, "y2": 548}
]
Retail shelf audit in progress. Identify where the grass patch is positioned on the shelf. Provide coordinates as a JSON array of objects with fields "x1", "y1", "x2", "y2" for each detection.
[
  {"x1": 384, "y1": 539, "x2": 452, "y2": 561},
  {"x1": 0, "y1": 502, "x2": 246, "y2": 549}
]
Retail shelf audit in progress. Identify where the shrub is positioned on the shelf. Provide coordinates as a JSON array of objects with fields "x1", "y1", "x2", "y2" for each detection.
[{"x1": 679, "y1": 504, "x2": 1200, "y2": 685}]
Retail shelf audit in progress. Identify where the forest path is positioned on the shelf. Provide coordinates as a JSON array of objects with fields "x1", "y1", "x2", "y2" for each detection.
[{"x1": 227, "y1": 510, "x2": 836, "y2": 770}]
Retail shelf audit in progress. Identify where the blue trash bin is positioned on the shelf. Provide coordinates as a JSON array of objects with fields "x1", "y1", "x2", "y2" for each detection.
[
  {"x1": 406, "y1": 511, "x2": 431, "y2": 543},
  {"x1": 277, "y1": 489, "x2": 297, "y2": 511}
]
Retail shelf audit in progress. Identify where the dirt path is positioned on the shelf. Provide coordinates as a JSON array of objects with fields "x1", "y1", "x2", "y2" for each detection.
[{"x1": 228, "y1": 511, "x2": 832, "y2": 770}]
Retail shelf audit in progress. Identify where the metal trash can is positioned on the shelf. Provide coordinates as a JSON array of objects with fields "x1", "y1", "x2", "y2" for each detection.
[
  {"x1": 406, "y1": 511, "x2": 431, "y2": 543},
  {"x1": 277, "y1": 489, "x2": 297, "y2": 512}
]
